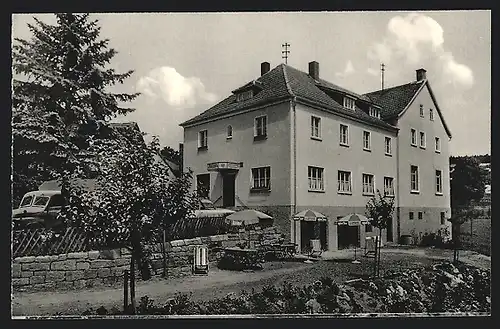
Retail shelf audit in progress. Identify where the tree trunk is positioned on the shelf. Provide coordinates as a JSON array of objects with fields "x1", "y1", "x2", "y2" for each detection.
[
  {"x1": 377, "y1": 229, "x2": 382, "y2": 276},
  {"x1": 161, "y1": 228, "x2": 167, "y2": 278},
  {"x1": 129, "y1": 253, "x2": 136, "y2": 314}
]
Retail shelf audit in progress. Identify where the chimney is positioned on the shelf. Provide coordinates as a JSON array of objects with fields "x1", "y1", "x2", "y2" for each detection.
[
  {"x1": 261, "y1": 62, "x2": 270, "y2": 76},
  {"x1": 416, "y1": 68, "x2": 427, "y2": 81},
  {"x1": 308, "y1": 61, "x2": 319, "y2": 80},
  {"x1": 179, "y1": 143, "x2": 184, "y2": 171}
]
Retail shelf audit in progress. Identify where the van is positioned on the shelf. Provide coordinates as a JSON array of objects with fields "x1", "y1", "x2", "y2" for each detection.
[{"x1": 12, "y1": 190, "x2": 66, "y2": 230}]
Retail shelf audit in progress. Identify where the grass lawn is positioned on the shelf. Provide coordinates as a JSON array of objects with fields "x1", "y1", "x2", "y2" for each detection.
[
  {"x1": 459, "y1": 217, "x2": 491, "y2": 256},
  {"x1": 13, "y1": 250, "x2": 453, "y2": 316}
]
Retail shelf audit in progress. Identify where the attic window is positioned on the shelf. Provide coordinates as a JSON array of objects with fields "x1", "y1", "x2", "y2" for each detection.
[
  {"x1": 343, "y1": 97, "x2": 355, "y2": 110},
  {"x1": 369, "y1": 107, "x2": 380, "y2": 119},
  {"x1": 236, "y1": 90, "x2": 253, "y2": 102}
]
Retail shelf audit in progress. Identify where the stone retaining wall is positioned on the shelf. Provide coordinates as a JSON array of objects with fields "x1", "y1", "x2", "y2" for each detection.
[{"x1": 12, "y1": 226, "x2": 283, "y2": 292}]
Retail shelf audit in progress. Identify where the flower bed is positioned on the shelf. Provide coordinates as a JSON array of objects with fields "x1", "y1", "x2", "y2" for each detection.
[{"x1": 78, "y1": 261, "x2": 490, "y2": 315}]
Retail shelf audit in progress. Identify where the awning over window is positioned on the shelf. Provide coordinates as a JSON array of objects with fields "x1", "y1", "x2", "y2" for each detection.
[{"x1": 293, "y1": 209, "x2": 327, "y2": 222}]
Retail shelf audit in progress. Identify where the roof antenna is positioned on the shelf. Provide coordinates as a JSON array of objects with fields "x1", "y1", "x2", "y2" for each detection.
[
  {"x1": 282, "y1": 42, "x2": 290, "y2": 64},
  {"x1": 381, "y1": 63, "x2": 385, "y2": 90}
]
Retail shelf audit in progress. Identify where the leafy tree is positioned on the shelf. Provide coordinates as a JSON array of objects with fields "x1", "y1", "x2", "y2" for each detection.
[
  {"x1": 160, "y1": 145, "x2": 181, "y2": 165},
  {"x1": 449, "y1": 156, "x2": 487, "y2": 262},
  {"x1": 58, "y1": 132, "x2": 199, "y2": 312},
  {"x1": 12, "y1": 13, "x2": 139, "y2": 206},
  {"x1": 365, "y1": 189, "x2": 395, "y2": 277}
]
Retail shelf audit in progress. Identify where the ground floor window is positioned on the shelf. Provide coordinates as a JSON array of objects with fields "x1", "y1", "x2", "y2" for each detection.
[
  {"x1": 251, "y1": 166, "x2": 271, "y2": 190},
  {"x1": 196, "y1": 174, "x2": 210, "y2": 198}
]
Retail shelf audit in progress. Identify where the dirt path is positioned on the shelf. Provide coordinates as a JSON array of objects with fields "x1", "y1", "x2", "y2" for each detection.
[{"x1": 11, "y1": 247, "x2": 490, "y2": 316}]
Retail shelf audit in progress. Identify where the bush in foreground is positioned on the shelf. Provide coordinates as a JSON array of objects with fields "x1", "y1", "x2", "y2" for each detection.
[{"x1": 80, "y1": 261, "x2": 490, "y2": 315}]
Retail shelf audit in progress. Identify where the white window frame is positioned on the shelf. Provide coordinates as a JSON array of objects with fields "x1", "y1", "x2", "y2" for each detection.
[
  {"x1": 410, "y1": 165, "x2": 420, "y2": 193},
  {"x1": 226, "y1": 125, "x2": 233, "y2": 139},
  {"x1": 362, "y1": 131, "x2": 371, "y2": 151},
  {"x1": 384, "y1": 137, "x2": 392, "y2": 156},
  {"x1": 369, "y1": 107, "x2": 380, "y2": 119},
  {"x1": 337, "y1": 170, "x2": 352, "y2": 194},
  {"x1": 308, "y1": 166, "x2": 325, "y2": 192},
  {"x1": 384, "y1": 176, "x2": 395, "y2": 197},
  {"x1": 311, "y1": 116, "x2": 321, "y2": 140},
  {"x1": 339, "y1": 124, "x2": 349, "y2": 146},
  {"x1": 419, "y1": 131, "x2": 426, "y2": 149},
  {"x1": 410, "y1": 128, "x2": 417, "y2": 146},
  {"x1": 435, "y1": 137, "x2": 441, "y2": 153},
  {"x1": 430, "y1": 108, "x2": 434, "y2": 121},
  {"x1": 198, "y1": 129, "x2": 208, "y2": 149},
  {"x1": 254, "y1": 115, "x2": 267, "y2": 138},
  {"x1": 251, "y1": 166, "x2": 271, "y2": 190},
  {"x1": 419, "y1": 104, "x2": 424, "y2": 118},
  {"x1": 435, "y1": 169, "x2": 443, "y2": 195},
  {"x1": 362, "y1": 173, "x2": 375, "y2": 196},
  {"x1": 343, "y1": 96, "x2": 356, "y2": 110}
]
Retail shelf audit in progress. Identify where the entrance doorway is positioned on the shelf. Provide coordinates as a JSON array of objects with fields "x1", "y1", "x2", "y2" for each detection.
[
  {"x1": 300, "y1": 221, "x2": 327, "y2": 252},
  {"x1": 222, "y1": 173, "x2": 235, "y2": 207},
  {"x1": 386, "y1": 216, "x2": 393, "y2": 242},
  {"x1": 338, "y1": 225, "x2": 360, "y2": 250}
]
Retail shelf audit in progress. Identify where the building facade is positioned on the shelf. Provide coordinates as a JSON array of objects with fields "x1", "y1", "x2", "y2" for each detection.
[{"x1": 181, "y1": 61, "x2": 452, "y2": 252}]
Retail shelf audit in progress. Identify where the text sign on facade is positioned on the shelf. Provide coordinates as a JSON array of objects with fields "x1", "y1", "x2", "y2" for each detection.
[{"x1": 207, "y1": 162, "x2": 241, "y2": 171}]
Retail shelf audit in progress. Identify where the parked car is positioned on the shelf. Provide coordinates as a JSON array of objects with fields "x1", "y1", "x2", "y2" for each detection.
[{"x1": 12, "y1": 190, "x2": 66, "y2": 230}]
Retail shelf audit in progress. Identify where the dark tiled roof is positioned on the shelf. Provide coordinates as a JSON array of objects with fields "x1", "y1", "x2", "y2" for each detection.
[
  {"x1": 180, "y1": 64, "x2": 397, "y2": 131},
  {"x1": 363, "y1": 81, "x2": 425, "y2": 119}
]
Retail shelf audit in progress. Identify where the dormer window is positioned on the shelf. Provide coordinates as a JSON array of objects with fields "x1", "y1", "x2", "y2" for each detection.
[
  {"x1": 343, "y1": 97, "x2": 355, "y2": 110},
  {"x1": 369, "y1": 107, "x2": 380, "y2": 119},
  {"x1": 236, "y1": 90, "x2": 253, "y2": 102}
]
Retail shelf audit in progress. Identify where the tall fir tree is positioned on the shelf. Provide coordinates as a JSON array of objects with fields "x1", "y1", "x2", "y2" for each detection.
[{"x1": 12, "y1": 13, "x2": 140, "y2": 206}]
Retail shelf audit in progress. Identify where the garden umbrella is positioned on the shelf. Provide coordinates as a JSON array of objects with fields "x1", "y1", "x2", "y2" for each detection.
[
  {"x1": 293, "y1": 209, "x2": 327, "y2": 221},
  {"x1": 336, "y1": 213, "x2": 370, "y2": 226},
  {"x1": 225, "y1": 209, "x2": 273, "y2": 226}
]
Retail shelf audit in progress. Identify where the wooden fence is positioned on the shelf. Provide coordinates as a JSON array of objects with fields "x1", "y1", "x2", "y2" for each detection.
[
  {"x1": 12, "y1": 227, "x2": 92, "y2": 258},
  {"x1": 12, "y1": 216, "x2": 231, "y2": 258}
]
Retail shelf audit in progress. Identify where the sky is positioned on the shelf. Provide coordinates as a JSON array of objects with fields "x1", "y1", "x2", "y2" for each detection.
[{"x1": 12, "y1": 11, "x2": 491, "y2": 156}]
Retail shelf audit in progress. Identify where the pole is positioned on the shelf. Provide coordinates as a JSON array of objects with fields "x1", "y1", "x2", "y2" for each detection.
[
  {"x1": 470, "y1": 218, "x2": 473, "y2": 240},
  {"x1": 373, "y1": 236, "x2": 378, "y2": 278},
  {"x1": 123, "y1": 270, "x2": 129, "y2": 312}
]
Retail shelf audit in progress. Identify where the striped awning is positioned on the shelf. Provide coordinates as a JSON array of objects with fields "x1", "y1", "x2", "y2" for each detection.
[{"x1": 293, "y1": 209, "x2": 328, "y2": 222}]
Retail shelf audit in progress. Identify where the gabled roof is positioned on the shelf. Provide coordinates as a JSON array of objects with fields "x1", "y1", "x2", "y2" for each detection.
[
  {"x1": 364, "y1": 81, "x2": 425, "y2": 119},
  {"x1": 363, "y1": 80, "x2": 452, "y2": 138},
  {"x1": 180, "y1": 64, "x2": 397, "y2": 131}
]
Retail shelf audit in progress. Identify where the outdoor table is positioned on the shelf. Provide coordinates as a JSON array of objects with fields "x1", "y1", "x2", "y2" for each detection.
[
  {"x1": 222, "y1": 247, "x2": 263, "y2": 269},
  {"x1": 267, "y1": 243, "x2": 298, "y2": 259}
]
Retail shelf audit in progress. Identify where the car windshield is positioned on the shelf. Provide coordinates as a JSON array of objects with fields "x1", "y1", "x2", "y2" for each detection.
[
  {"x1": 33, "y1": 196, "x2": 50, "y2": 207},
  {"x1": 19, "y1": 195, "x2": 34, "y2": 208}
]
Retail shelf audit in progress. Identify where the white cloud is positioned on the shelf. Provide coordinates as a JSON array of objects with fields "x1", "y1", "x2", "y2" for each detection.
[
  {"x1": 367, "y1": 13, "x2": 474, "y2": 88},
  {"x1": 335, "y1": 60, "x2": 355, "y2": 78},
  {"x1": 136, "y1": 66, "x2": 218, "y2": 108}
]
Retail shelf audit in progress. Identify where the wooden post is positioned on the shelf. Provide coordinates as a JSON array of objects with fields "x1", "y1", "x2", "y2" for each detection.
[{"x1": 123, "y1": 270, "x2": 129, "y2": 312}]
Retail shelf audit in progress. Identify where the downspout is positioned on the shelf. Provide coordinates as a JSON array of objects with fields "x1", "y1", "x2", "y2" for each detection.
[
  {"x1": 396, "y1": 131, "x2": 401, "y2": 242},
  {"x1": 292, "y1": 97, "x2": 297, "y2": 247}
]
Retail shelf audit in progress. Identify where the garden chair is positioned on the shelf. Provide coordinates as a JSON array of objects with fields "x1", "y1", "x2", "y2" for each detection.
[{"x1": 309, "y1": 239, "x2": 323, "y2": 258}]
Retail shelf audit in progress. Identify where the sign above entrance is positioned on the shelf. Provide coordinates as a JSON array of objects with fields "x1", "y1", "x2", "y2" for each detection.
[{"x1": 207, "y1": 162, "x2": 243, "y2": 171}]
